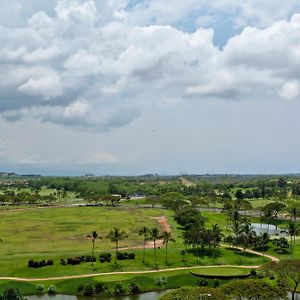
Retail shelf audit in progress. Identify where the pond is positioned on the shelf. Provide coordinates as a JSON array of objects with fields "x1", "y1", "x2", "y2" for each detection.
[
  {"x1": 27, "y1": 290, "x2": 168, "y2": 300},
  {"x1": 251, "y1": 223, "x2": 286, "y2": 236},
  {"x1": 27, "y1": 290, "x2": 300, "y2": 300}
]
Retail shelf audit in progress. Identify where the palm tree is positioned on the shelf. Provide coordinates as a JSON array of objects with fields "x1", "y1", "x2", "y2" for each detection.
[
  {"x1": 139, "y1": 226, "x2": 149, "y2": 263},
  {"x1": 209, "y1": 224, "x2": 223, "y2": 259},
  {"x1": 148, "y1": 227, "x2": 161, "y2": 266},
  {"x1": 86, "y1": 231, "x2": 101, "y2": 267},
  {"x1": 106, "y1": 227, "x2": 128, "y2": 264},
  {"x1": 281, "y1": 223, "x2": 300, "y2": 254},
  {"x1": 262, "y1": 208, "x2": 273, "y2": 233},
  {"x1": 162, "y1": 231, "x2": 175, "y2": 264}
]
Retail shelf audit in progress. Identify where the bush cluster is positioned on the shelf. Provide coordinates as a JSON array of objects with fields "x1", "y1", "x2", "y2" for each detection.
[
  {"x1": 128, "y1": 281, "x2": 140, "y2": 294},
  {"x1": 61, "y1": 255, "x2": 96, "y2": 265},
  {"x1": 77, "y1": 283, "x2": 107, "y2": 296},
  {"x1": 47, "y1": 285, "x2": 56, "y2": 295},
  {"x1": 114, "y1": 283, "x2": 126, "y2": 296},
  {"x1": 116, "y1": 251, "x2": 135, "y2": 260},
  {"x1": 99, "y1": 253, "x2": 112, "y2": 263},
  {"x1": 35, "y1": 284, "x2": 45, "y2": 292},
  {"x1": 154, "y1": 275, "x2": 168, "y2": 286},
  {"x1": 28, "y1": 259, "x2": 53, "y2": 268},
  {"x1": 0, "y1": 288, "x2": 26, "y2": 300}
]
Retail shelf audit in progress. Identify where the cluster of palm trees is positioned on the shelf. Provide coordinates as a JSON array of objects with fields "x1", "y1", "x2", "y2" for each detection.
[
  {"x1": 87, "y1": 226, "x2": 175, "y2": 267},
  {"x1": 223, "y1": 199, "x2": 300, "y2": 254},
  {"x1": 139, "y1": 227, "x2": 175, "y2": 265}
]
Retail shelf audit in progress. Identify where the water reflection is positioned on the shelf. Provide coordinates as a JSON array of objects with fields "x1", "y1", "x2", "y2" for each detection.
[
  {"x1": 251, "y1": 223, "x2": 286, "y2": 236},
  {"x1": 27, "y1": 290, "x2": 168, "y2": 300}
]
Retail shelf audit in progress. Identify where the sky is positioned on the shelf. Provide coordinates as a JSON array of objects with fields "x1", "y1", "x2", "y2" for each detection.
[{"x1": 0, "y1": 0, "x2": 300, "y2": 176}]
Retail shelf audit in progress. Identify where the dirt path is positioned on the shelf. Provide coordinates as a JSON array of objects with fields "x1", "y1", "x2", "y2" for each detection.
[
  {"x1": 0, "y1": 244, "x2": 277, "y2": 282},
  {"x1": 120, "y1": 216, "x2": 171, "y2": 250},
  {"x1": 0, "y1": 264, "x2": 261, "y2": 282},
  {"x1": 230, "y1": 245, "x2": 279, "y2": 262}
]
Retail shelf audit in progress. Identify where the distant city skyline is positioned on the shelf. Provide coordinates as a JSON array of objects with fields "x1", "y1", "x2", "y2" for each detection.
[{"x1": 0, "y1": 1, "x2": 300, "y2": 175}]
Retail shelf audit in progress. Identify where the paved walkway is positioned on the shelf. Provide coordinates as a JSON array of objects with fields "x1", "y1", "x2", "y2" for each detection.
[{"x1": 0, "y1": 246, "x2": 278, "y2": 282}]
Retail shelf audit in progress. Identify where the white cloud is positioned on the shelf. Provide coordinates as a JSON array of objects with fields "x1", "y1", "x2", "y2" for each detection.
[
  {"x1": 279, "y1": 81, "x2": 300, "y2": 99},
  {"x1": 63, "y1": 100, "x2": 89, "y2": 118},
  {"x1": 80, "y1": 150, "x2": 119, "y2": 165},
  {"x1": 18, "y1": 71, "x2": 62, "y2": 100},
  {"x1": 0, "y1": 0, "x2": 300, "y2": 132}
]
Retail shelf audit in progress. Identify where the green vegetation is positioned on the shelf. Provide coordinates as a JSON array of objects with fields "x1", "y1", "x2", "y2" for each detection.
[{"x1": 0, "y1": 174, "x2": 300, "y2": 298}]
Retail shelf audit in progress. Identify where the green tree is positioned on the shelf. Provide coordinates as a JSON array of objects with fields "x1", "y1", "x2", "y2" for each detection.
[
  {"x1": 269, "y1": 259, "x2": 300, "y2": 300},
  {"x1": 221, "y1": 279, "x2": 286, "y2": 300},
  {"x1": 106, "y1": 227, "x2": 128, "y2": 264},
  {"x1": 160, "y1": 286, "x2": 227, "y2": 300},
  {"x1": 208, "y1": 224, "x2": 223, "y2": 259},
  {"x1": 148, "y1": 227, "x2": 161, "y2": 266},
  {"x1": 139, "y1": 226, "x2": 149, "y2": 263},
  {"x1": 162, "y1": 231, "x2": 175, "y2": 264},
  {"x1": 86, "y1": 231, "x2": 101, "y2": 267},
  {"x1": 281, "y1": 223, "x2": 300, "y2": 254},
  {"x1": 160, "y1": 192, "x2": 187, "y2": 211}
]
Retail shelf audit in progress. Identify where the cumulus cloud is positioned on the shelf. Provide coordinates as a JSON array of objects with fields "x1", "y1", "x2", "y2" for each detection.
[{"x1": 0, "y1": 0, "x2": 300, "y2": 131}]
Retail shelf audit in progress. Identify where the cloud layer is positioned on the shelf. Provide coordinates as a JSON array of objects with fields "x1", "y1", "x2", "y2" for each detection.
[{"x1": 0, "y1": 0, "x2": 300, "y2": 132}]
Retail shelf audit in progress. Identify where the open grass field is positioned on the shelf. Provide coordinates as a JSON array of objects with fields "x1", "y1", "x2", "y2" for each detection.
[{"x1": 0, "y1": 207, "x2": 270, "y2": 279}]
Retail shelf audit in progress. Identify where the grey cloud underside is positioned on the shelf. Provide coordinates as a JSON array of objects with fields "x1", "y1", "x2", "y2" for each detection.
[{"x1": 0, "y1": 1, "x2": 300, "y2": 131}]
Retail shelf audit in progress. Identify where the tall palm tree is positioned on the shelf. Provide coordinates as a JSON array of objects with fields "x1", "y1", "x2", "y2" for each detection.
[
  {"x1": 281, "y1": 223, "x2": 300, "y2": 254},
  {"x1": 262, "y1": 209, "x2": 273, "y2": 233},
  {"x1": 139, "y1": 226, "x2": 149, "y2": 263},
  {"x1": 148, "y1": 227, "x2": 161, "y2": 266},
  {"x1": 162, "y1": 231, "x2": 175, "y2": 264},
  {"x1": 209, "y1": 224, "x2": 222, "y2": 259},
  {"x1": 86, "y1": 231, "x2": 101, "y2": 267},
  {"x1": 106, "y1": 227, "x2": 128, "y2": 264}
]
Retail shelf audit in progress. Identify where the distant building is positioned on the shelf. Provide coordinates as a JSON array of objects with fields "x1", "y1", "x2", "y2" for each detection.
[{"x1": 0, "y1": 172, "x2": 16, "y2": 177}]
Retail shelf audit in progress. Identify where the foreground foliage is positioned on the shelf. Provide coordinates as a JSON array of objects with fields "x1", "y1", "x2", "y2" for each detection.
[{"x1": 160, "y1": 286, "x2": 227, "y2": 300}]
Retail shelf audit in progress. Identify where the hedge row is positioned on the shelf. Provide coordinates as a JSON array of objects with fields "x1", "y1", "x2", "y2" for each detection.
[{"x1": 28, "y1": 259, "x2": 53, "y2": 268}]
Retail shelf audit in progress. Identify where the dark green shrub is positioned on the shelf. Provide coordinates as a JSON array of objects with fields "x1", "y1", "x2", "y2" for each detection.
[
  {"x1": 28, "y1": 259, "x2": 34, "y2": 267},
  {"x1": 47, "y1": 285, "x2": 56, "y2": 295},
  {"x1": 95, "y1": 283, "x2": 107, "y2": 294},
  {"x1": 83, "y1": 285, "x2": 94, "y2": 296},
  {"x1": 85, "y1": 255, "x2": 96, "y2": 262},
  {"x1": 250, "y1": 268, "x2": 257, "y2": 277},
  {"x1": 99, "y1": 253, "x2": 112, "y2": 263},
  {"x1": 3, "y1": 288, "x2": 25, "y2": 300},
  {"x1": 128, "y1": 281, "x2": 140, "y2": 294},
  {"x1": 116, "y1": 252, "x2": 135, "y2": 260},
  {"x1": 213, "y1": 279, "x2": 220, "y2": 288},
  {"x1": 114, "y1": 283, "x2": 125, "y2": 296},
  {"x1": 198, "y1": 278, "x2": 208, "y2": 286},
  {"x1": 257, "y1": 272, "x2": 264, "y2": 278},
  {"x1": 76, "y1": 284, "x2": 84, "y2": 293},
  {"x1": 128, "y1": 253, "x2": 135, "y2": 259},
  {"x1": 36, "y1": 284, "x2": 44, "y2": 292}
]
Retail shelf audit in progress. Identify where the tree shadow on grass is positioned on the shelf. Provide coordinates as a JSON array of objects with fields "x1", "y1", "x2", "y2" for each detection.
[
  {"x1": 187, "y1": 248, "x2": 222, "y2": 260},
  {"x1": 228, "y1": 248, "x2": 261, "y2": 258},
  {"x1": 109, "y1": 263, "x2": 123, "y2": 271}
]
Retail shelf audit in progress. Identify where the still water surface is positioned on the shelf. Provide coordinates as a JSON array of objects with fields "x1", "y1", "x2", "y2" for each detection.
[{"x1": 27, "y1": 290, "x2": 168, "y2": 300}]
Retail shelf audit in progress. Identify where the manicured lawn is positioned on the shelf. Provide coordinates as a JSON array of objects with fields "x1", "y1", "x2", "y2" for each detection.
[
  {"x1": 191, "y1": 267, "x2": 250, "y2": 277},
  {"x1": 0, "y1": 267, "x2": 252, "y2": 296},
  {"x1": 0, "y1": 207, "x2": 270, "y2": 278}
]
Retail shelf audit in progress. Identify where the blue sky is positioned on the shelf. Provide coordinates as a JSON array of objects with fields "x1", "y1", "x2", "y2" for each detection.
[{"x1": 0, "y1": 0, "x2": 300, "y2": 175}]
